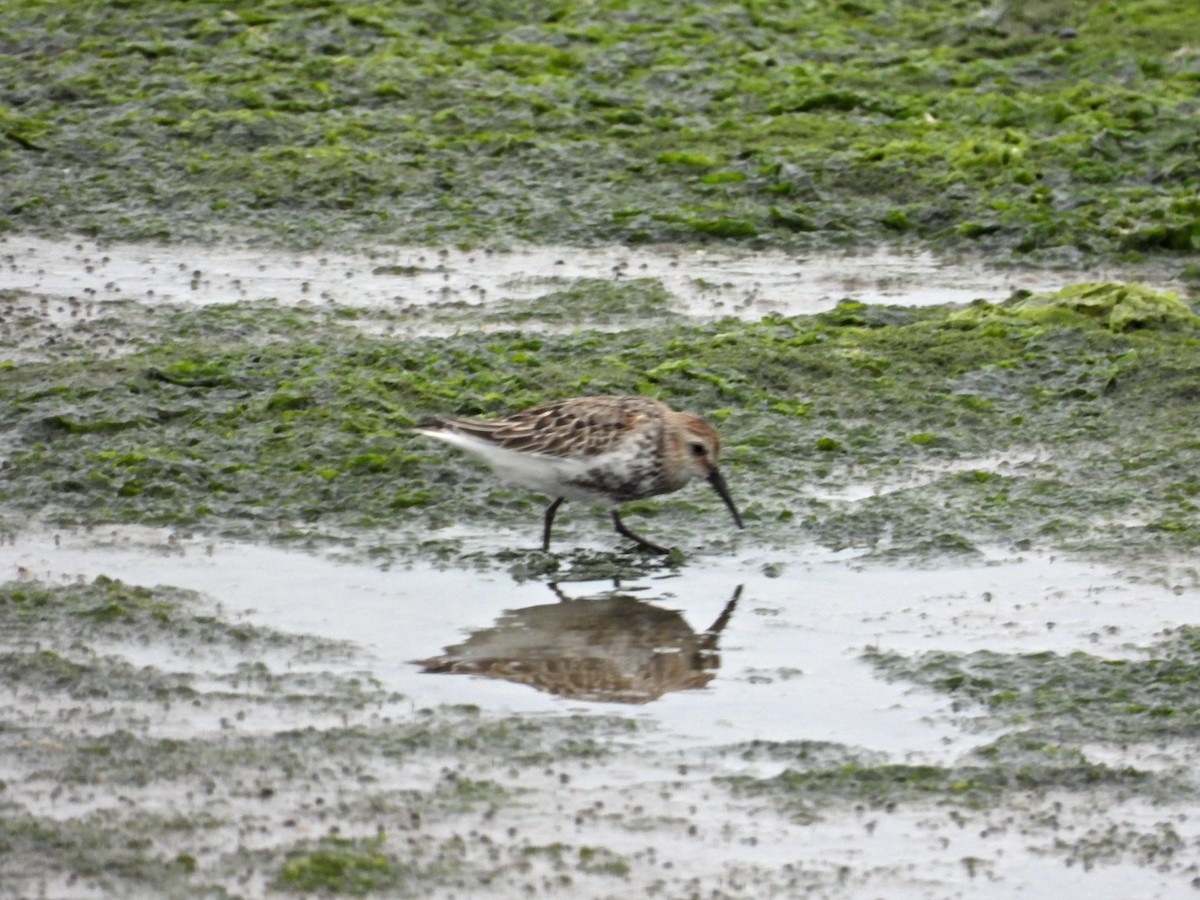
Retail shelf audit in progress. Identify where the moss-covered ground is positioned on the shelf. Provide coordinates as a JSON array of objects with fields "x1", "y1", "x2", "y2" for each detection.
[
  {"x1": 2, "y1": 281, "x2": 1197, "y2": 568},
  {"x1": 1, "y1": 0, "x2": 1197, "y2": 261},
  {"x1": 5, "y1": 275, "x2": 1200, "y2": 894},
  {"x1": 3, "y1": 0, "x2": 1200, "y2": 893},
  {"x1": 867, "y1": 625, "x2": 1200, "y2": 744}
]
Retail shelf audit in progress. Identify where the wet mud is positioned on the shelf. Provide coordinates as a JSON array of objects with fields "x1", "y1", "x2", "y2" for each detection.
[
  {"x1": 1, "y1": 237, "x2": 1199, "y2": 897},
  {"x1": 3, "y1": 528, "x2": 1200, "y2": 898}
]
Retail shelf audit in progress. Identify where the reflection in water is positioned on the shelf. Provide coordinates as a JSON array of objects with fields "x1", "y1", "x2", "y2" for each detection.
[{"x1": 416, "y1": 585, "x2": 742, "y2": 704}]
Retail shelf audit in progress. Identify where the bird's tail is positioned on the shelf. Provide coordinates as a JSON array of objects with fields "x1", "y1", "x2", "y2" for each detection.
[{"x1": 413, "y1": 415, "x2": 449, "y2": 430}]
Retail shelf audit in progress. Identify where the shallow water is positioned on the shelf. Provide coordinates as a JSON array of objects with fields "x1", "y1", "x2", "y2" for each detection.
[
  {"x1": 5, "y1": 527, "x2": 1192, "y2": 763},
  {"x1": 4, "y1": 527, "x2": 1200, "y2": 897},
  {"x1": 2, "y1": 234, "x2": 1187, "y2": 327}
]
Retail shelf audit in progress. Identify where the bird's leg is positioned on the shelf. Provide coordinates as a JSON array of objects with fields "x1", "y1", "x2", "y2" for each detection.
[
  {"x1": 611, "y1": 510, "x2": 672, "y2": 555},
  {"x1": 542, "y1": 497, "x2": 565, "y2": 551}
]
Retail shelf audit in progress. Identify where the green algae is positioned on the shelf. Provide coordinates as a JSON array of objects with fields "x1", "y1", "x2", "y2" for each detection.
[
  {"x1": 716, "y1": 731, "x2": 1177, "y2": 828},
  {"x1": 0, "y1": 572, "x2": 654, "y2": 899},
  {"x1": 0, "y1": 812, "x2": 215, "y2": 897},
  {"x1": 276, "y1": 837, "x2": 397, "y2": 896},
  {"x1": 867, "y1": 625, "x2": 1200, "y2": 743},
  {"x1": 3, "y1": 574, "x2": 178, "y2": 625},
  {"x1": 955, "y1": 282, "x2": 1199, "y2": 332},
  {"x1": 1, "y1": 1, "x2": 1198, "y2": 261},
  {"x1": 0, "y1": 575, "x2": 353, "y2": 665},
  {"x1": 0, "y1": 703, "x2": 640, "y2": 898},
  {"x1": 2, "y1": 281, "x2": 1198, "y2": 564},
  {"x1": 720, "y1": 753, "x2": 1154, "y2": 823},
  {"x1": 0, "y1": 579, "x2": 390, "y2": 734}
]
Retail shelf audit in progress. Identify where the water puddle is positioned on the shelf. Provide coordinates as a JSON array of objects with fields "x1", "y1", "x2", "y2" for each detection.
[
  {"x1": 4, "y1": 528, "x2": 1192, "y2": 760},
  {"x1": 3, "y1": 527, "x2": 1199, "y2": 897},
  {"x1": 2, "y1": 234, "x2": 1187, "y2": 329}
]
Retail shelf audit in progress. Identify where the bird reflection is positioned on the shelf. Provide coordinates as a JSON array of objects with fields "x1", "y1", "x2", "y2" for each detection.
[{"x1": 415, "y1": 584, "x2": 742, "y2": 704}]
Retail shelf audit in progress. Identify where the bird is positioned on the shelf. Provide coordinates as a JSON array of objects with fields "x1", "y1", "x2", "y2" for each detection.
[{"x1": 410, "y1": 395, "x2": 743, "y2": 553}]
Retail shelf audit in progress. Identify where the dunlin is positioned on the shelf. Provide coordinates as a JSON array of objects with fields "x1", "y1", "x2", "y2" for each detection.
[{"x1": 411, "y1": 396, "x2": 743, "y2": 553}]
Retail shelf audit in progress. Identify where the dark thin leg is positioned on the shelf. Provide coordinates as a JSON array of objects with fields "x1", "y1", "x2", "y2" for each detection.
[
  {"x1": 611, "y1": 510, "x2": 672, "y2": 555},
  {"x1": 542, "y1": 497, "x2": 565, "y2": 551}
]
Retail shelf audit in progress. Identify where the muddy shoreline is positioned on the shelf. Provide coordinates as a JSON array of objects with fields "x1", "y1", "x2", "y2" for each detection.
[
  {"x1": 3, "y1": 234, "x2": 1200, "y2": 897},
  {"x1": 4, "y1": 527, "x2": 1199, "y2": 898}
]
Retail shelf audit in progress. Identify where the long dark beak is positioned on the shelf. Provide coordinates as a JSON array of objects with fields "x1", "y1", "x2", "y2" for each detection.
[{"x1": 707, "y1": 468, "x2": 744, "y2": 530}]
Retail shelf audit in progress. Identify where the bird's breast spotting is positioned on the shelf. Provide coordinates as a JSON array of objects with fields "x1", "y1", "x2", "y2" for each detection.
[{"x1": 568, "y1": 442, "x2": 670, "y2": 503}]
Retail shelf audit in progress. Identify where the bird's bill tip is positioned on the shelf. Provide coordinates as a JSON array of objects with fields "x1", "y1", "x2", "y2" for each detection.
[{"x1": 707, "y1": 469, "x2": 744, "y2": 530}]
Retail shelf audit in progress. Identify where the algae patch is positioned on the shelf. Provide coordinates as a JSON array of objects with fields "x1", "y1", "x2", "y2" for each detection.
[
  {"x1": 0, "y1": 575, "x2": 653, "y2": 899},
  {"x1": 959, "y1": 282, "x2": 1199, "y2": 332},
  {"x1": 0, "y1": 1, "x2": 1197, "y2": 261},
  {"x1": 276, "y1": 837, "x2": 397, "y2": 896},
  {"x1": 0, "y1": 574, "x2": 350, "y2": 662},
  {"x1": 866, "y1": 625, "x2": 1200, "y2": 744},
  {"x1": 2, "y1": 281, "x2": 1198, "y2": 567},
  {"x1": 720, "y1": 751, "x2": 1153, "y2": 824}
]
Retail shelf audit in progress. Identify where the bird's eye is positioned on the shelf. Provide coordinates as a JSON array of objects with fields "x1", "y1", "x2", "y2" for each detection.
[{"x1": 689, "y1": 442, "x2": 707, "y2": 457}]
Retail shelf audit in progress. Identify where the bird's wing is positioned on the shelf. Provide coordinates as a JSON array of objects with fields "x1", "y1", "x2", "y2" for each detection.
[{"x1": 420, "y1": 397, "x2": 663, "y2": 460}]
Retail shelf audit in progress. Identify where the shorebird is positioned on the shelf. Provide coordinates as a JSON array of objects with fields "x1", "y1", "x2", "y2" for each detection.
[{"x1": 411, "y1": 396, "x2": 743, "y2": 553}]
